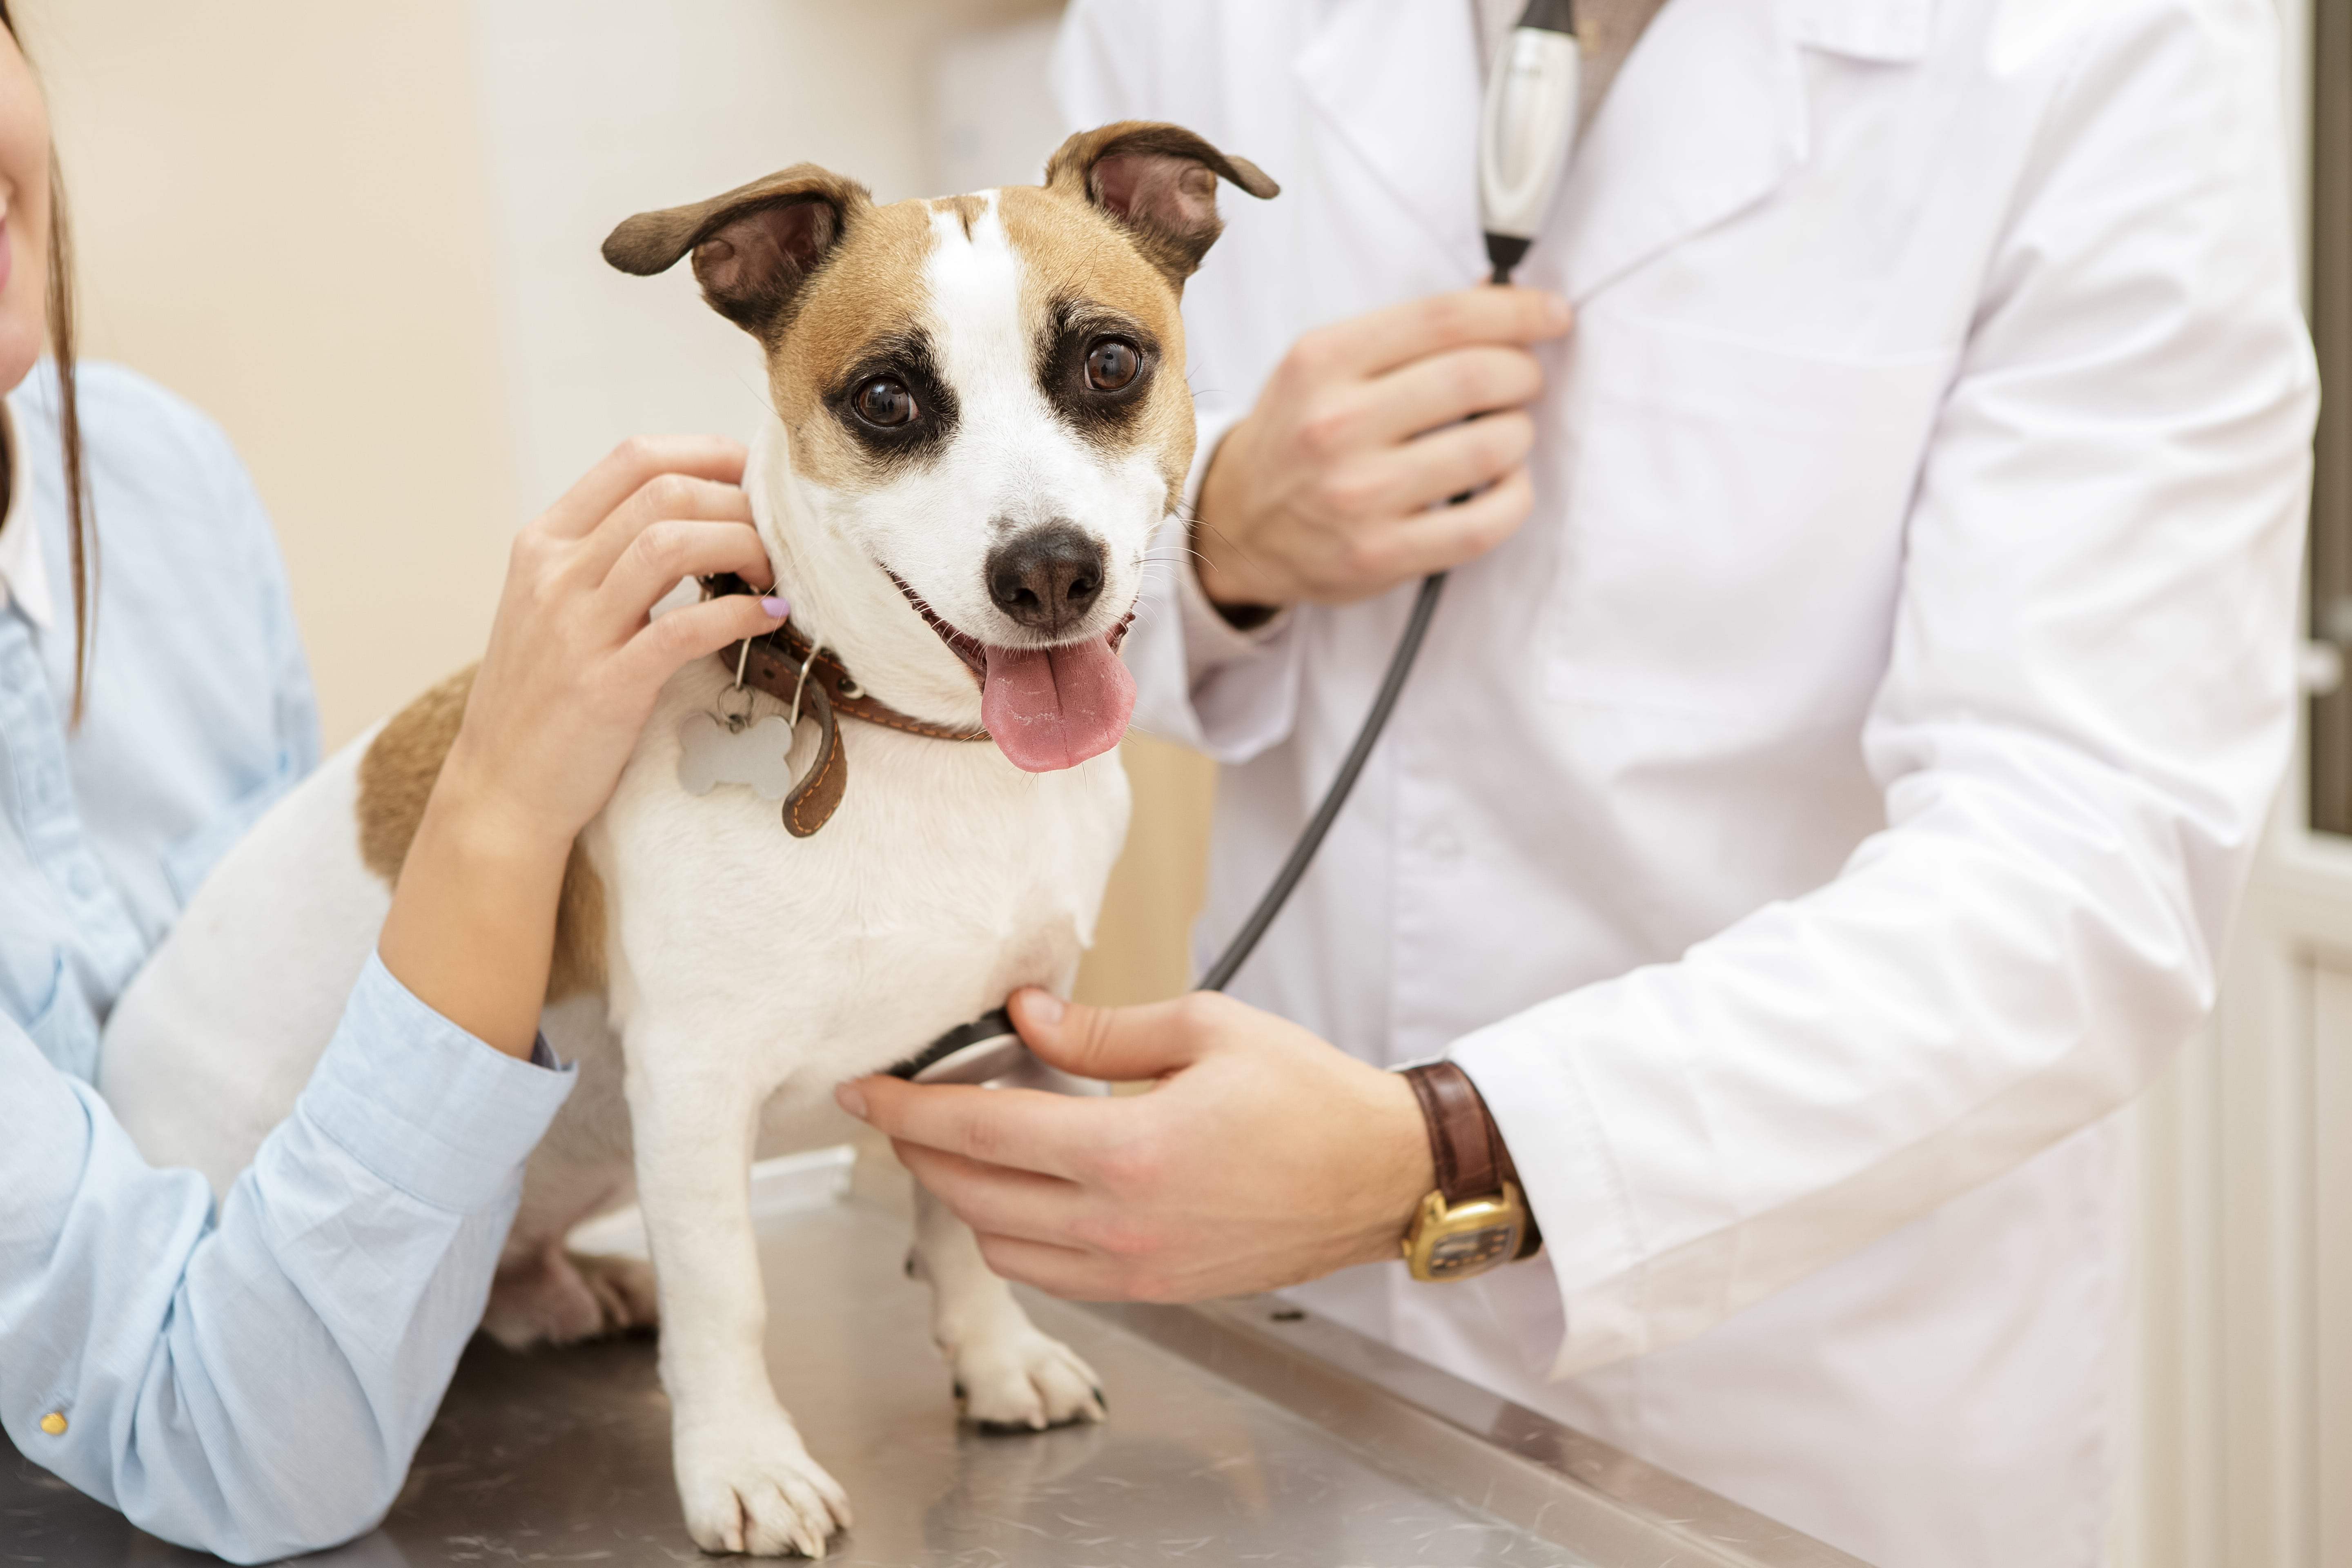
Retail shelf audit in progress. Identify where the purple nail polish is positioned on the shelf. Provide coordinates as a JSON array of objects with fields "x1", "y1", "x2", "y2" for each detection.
[{"x1": 761, "y1": 595, "x2": 790, "y2": 618}]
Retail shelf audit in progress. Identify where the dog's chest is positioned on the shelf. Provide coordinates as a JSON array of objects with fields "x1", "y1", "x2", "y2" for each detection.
[{"x1": 588, "y1": 672, "x2": 1130, "y2": 1081}]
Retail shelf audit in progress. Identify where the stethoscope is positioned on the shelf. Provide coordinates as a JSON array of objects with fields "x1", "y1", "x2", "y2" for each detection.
[{"x1": 897, "y1": 0, "x2": 1584, "y2": 1088}]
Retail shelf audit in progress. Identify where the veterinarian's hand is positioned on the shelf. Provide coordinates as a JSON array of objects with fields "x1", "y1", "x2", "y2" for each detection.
[
  {"x1": 838, "y1": 990, "x2": 1435, "y2": 1301},
  {"x1": 381, "y1": 435, "x2": 786, "y2": 1057},
  {"x1": 1192, "y1": 287, "x2": 1569, "y2": 611}
]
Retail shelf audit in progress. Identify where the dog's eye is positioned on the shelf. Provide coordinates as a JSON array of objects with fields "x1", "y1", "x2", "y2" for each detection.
[
  {"x1": 853, "y1": 378, "x2": 918, "y2": 428},
  {"x1": 1084, "y1": 338, "x2": 1140, "y2": 393}
]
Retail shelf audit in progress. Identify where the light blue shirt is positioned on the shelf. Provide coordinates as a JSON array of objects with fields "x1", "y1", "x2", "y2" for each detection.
[{"x1": 0, "y1": 363, "x2": 574, "y2": 1563}]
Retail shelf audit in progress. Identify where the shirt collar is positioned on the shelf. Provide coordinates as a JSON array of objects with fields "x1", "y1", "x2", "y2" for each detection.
[{"x1": 0, "y1": 395, "x2": 51, "y2": 630}]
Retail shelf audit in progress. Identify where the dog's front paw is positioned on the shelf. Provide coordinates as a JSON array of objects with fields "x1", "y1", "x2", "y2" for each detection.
[
  {"x1": 950, "y1": 1324, "x2": 1107, "y2": 1433},
  {"x1": 673, "y1": 1415, "x2": 853, "y2": 1558}
]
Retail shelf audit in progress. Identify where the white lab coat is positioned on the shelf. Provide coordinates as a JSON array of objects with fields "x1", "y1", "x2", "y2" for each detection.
[{"x1": 1054, "y1": 1, "x2": 2314, "y2": 1564}]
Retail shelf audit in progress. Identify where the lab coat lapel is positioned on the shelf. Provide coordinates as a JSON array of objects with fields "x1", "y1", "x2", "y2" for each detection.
[
  {"x1": 1294, "y1": 0, "x2": 1485, "y2": 272},
  {"x1": 1780, "y1": 0, "x2": 1933, "y2": 64},
  {"x1": 1552, "y1": 0, "x2": 1811, "y2": 301},
  {"x1": 1550, "y1": 0, "x2": 1930, "y2": 301},
  {"x1": 1288, "y1": 0, "x2": 1930, "y2": 303}
]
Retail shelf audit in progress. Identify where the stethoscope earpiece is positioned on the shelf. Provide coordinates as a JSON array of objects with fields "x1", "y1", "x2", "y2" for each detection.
[{"x1": 1479, "y1": 0, "x2": 1581, "y2": 283}]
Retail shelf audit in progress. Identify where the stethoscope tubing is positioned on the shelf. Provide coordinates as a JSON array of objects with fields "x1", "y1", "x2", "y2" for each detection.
[{"x1": 1195, "y1": 568, "x2": 1450, "y2": 993}]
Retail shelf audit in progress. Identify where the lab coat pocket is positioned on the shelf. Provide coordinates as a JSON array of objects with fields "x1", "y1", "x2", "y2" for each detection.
[{"x1": 1546, "y1": 308, "x2": 1956, "y2": 734}]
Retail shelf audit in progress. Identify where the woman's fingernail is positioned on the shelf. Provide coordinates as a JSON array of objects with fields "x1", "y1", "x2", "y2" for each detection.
[
  {"x1": 1545, "y1": 294, "x2": 1572, "y2": 328},
  {"x1": 761, "y1": 595, "x2": 790, "y2": 618},
  {"x1": 835, "y1": 1082, "x2": 869, "y2": 1118},
  {"x1": 1026, "y1": 991, "x2": 1066, "y2": 1026}
]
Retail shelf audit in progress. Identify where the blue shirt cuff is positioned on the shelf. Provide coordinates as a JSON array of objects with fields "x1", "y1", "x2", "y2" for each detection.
[{"x1": 294, "y1": 953, "x2": 575, "y2": 1214}]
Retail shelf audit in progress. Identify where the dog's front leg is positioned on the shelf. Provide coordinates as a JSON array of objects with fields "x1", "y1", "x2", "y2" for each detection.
[
  {"x1": 911, "y1": 1184, "x2": 1106, "y2": 1431},
  {"x1": 628, "y1": 1054, "x2": 851, "y2": 1556}
]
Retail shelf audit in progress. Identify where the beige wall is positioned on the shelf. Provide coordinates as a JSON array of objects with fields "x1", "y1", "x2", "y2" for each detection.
[
  {"x1": 1075, "y1": 735, "x2": 1215, "y2": 1007},
  {"x1": 465, "y1": 0, "x2": 1065, "y2": 521},
  {"x1": 21, "y1": 0, "x2": 1211, "y2": 1005},
  {"x1": 23, "y1": 0, "x2": 517, "y2": 748}
]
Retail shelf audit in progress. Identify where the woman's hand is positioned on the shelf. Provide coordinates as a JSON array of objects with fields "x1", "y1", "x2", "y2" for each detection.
[
  {"x1": 445, "y1": 435, "x2": 784, "y2": 844},
  {"x1": 836, "y1": 989, "x2": 1436, "y2": 1302},
  {"x1": 379, "y1": 437, "x2": 789, "y2": 1057},
  {"x1": 1192, "y1": 287, "x2": 1570, "y2": 611}
]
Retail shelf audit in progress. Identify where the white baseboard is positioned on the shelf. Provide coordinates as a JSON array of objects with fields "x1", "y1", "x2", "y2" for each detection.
[{"x1": 567, "y1": 1145, "x2": 858, "y2": 1260}]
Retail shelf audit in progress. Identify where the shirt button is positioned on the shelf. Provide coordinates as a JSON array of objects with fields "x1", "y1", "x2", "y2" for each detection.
[
  {"x1": 38, "y1": 1412, "x2": 66, "y2": 1436},
  {"x1": 1427, "y1": 833, "x2": 1464, "y2": 863},
  {"x1": 68, "y1": 863, "x2": 96, "y2": 898}
]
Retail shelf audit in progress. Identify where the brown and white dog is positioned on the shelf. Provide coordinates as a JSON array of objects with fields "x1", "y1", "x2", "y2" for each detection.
[{"x1": 98, "y1": 122, "x2": 1276, "y2": 1557}]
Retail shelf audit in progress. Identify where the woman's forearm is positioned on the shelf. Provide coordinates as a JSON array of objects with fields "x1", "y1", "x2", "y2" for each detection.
[
  {"x1": 0, "y1": 964, "x2": 571, "y2": 1564},
  {"x1": 375, "y1": 435, "x2": 788, "y2": 1059},
  {"x1": 376, "y1": 747, "x2": 573, "y2": 1061}
]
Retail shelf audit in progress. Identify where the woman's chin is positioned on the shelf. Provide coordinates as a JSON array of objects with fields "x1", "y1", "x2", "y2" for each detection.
[
  {"x1": 0, "y1": 219, "x2": 50, "y2": 396},
  {"x1": 0, "y1": 315, "x2": 44, "y2": 398}
]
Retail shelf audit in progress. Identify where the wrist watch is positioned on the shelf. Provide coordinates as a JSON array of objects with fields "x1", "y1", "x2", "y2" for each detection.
[{"x1": 1398, "y1": 1061, "x2": 1543, "y2": 1282}]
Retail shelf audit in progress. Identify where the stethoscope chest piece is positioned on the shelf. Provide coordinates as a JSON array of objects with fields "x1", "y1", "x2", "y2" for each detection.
[
  {"x1": 898, "y1": 1011, "x2": 1101, "y2": 1094},
  {"x1": 909, "y1": 1029, "x2": 1038, "y2": 1087}
]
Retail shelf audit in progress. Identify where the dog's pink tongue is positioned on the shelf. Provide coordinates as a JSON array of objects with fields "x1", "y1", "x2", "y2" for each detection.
[{"x1": 981, "y1": 635, "x2": 1136, "y2": 773}]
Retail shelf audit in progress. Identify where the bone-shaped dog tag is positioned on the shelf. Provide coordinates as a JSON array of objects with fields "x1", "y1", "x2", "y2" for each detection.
[{"x1": 677, "y1": 712, "x2": 798, "y2": 800}]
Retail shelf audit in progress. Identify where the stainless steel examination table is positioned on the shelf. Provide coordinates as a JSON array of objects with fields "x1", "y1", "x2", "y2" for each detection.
[{"x1": 0, "y1": 1149, "x2": 1864, "y2": 1568}]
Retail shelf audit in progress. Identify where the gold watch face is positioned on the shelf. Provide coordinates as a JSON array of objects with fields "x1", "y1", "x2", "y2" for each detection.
[{"x1": 1402, "y1": 1186, "x2": 1528, "y2": 1283}]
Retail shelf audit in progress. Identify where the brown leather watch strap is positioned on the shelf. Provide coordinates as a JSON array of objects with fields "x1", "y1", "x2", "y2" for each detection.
[
  {"x1": 1402, "y1": 1061, "x2": 1541, "y2": 1262},
  {"x1": 1403, "y1": 1061, "x2": 1519, "y2": 1205}
]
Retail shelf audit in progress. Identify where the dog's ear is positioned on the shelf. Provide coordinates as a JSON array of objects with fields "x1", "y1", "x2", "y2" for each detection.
[
  {"x1": 602, "y1": 165, "x2": 871, "y2": 337},
  {"x1": 1044, "y1": 121, "x2": 1278, "y2": 290}
]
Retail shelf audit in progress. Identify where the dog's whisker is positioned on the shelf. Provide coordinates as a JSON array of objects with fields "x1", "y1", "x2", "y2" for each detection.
[
  {"x1": 1141, "y1": 546, "x2": 1214, "y2": 569},
  {"x1": 731, "y1": 368, "x2": 782, "y2": 424}
]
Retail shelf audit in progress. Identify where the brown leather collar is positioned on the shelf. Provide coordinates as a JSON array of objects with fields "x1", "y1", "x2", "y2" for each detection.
[{"x1": 703, "y1": 575, "x2": 989, "y2": 837}]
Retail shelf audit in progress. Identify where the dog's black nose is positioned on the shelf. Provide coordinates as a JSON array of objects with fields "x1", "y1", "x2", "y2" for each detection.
[{"x1": 986, "y1": 522, "x2": 1105, "y2": 635}]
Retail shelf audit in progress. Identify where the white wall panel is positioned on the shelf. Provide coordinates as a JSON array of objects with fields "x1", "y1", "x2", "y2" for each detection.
[
  {"x1": 467, "y1": 0, "x2": 1060, "y2": 516},
  {"x1": 2318, "y1": 964, "x2": 2352, "y2": 1568},
  {"x1": 932, "y1": 16, "x2": 1067, "y2": 194}
]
